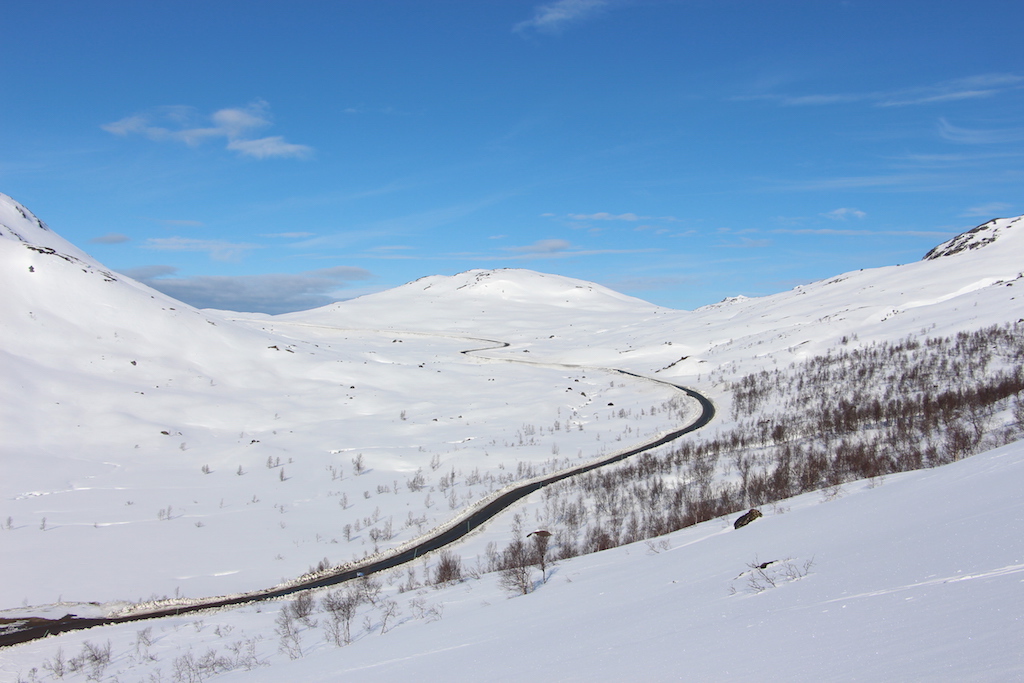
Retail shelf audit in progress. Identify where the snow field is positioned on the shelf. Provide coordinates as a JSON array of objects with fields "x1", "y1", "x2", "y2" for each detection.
[{"x1": 4, "y1": 440, "x2": 1023, "y2": 681}]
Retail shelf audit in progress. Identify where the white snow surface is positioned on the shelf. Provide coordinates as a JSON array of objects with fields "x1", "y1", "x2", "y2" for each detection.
[{"x1": 3, "y1": 193, "x2": 1024, "y2": 680}]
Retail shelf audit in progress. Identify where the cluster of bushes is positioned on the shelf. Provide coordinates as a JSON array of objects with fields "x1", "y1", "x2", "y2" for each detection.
[{"x1": 513, "y1": 323, "x2": 1024, "y2": 561}]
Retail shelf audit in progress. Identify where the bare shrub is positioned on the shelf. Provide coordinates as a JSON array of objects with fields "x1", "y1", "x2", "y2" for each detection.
[
  {"x1": 736, "y1": 556, "x2": 815, "y2": 594},
  {"x1": 322, "y1": 588, "x2": 359, "y2": 646},
  {"x1": 378, "y1": 599, "x2": 400, "y2": 634},
  {"x1": 227, "y1": 637, "x2": 266, "y2": 670},
  {"x1": 275, "y1": 608, "x2": 303, "y2": 660},
  {"x1": 41, "y1": 648, "x2": 66, "y2": 678},
  {"x1": 68, "y1": 640, "x2": 111, "y2": 680},
  {"x1": 431, "y1": 550, "x2": 463, "y2": 585},
  {"x1": 287, "y1": 591, "x2": 317, "y2": 627},
  {"x1": 497, "y1": 536, "x2": 534, "y2": 595},
  {"x1": 356, "y1": 575, "x2": 383, "y2": 605}
]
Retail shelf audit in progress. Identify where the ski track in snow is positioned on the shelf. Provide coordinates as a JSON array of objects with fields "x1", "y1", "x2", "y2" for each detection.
[{"x1": 819, "y1": 563, "x2": 1024, "y2": 605}]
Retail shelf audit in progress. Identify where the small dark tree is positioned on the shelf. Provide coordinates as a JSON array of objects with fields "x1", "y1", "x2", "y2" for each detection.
[
  {"x1": 528, "y1": 531, "x2": 552, "y2": 582},
  {"x1": 431, "y1": 550, "x2": 463, "y2": 585},
  {"x1": 498, "y1": 536, "x2": 533, "y2": 595},
  {"x1": 289, "y1": 591, "x2": 317, "y2": 627}
]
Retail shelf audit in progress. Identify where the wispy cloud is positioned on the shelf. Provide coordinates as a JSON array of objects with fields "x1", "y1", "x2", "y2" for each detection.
[
  {"x1": 514, "y1": 0, "x2": 609, "y2": 35},
  {"x1": 569, "y1": 212, "x2": 644, "y2": 221},
  {"x1": 506, "y1": 238, "x2": 573, "y2": 254},
  {"x1": 89, "y1": 233, "x2": 131, "y2": 244},
  {"x1": 773, "y1": 173, "x2": 943, "y2": 192},
  {"x1": 142, "y1": 237, "x2": 261, "y2": 261},
  {"x1": 886, "y1": 150, "x2": 1024, "y2": 169},
  {"x1": 937, "y1": 118, "x2": 1024, "y2": 145},
  {"x1": 774, "y1": 228, "x2": 951, "y2": 237},
  {"x1": 226, "y1": 136, "x2": 313, "y2": 160},
  {"x1": 103, "y1": 100, "x2": 313, "y2": 159},
  {"x1": 715, "y1": 237, "x2": 772, "y2": 249},
  {"x1": 960, "y1": 202, "x2": 1013, "y2": 218},
  {"x1": 880, "y1": 74, "x2": 1024, "y2": 107},
  {"x1": 738, "y1": 73, "x2": 1024, "y2": 109},
  {"x1": 262, "y1": 231, "x2": 316, "y2": 239},
  {"x1": 822, "y1": 208, "x2": 866, "y2": 220},
  {"x1": 562, "y1": 212, "x2": 680, "y2": 222},
  {"x1": 122, "y1": 265, "x2": 373, "y2": 314},
  {"x1": 151, "y1": 218, "x2": 204, "y2": 228}
]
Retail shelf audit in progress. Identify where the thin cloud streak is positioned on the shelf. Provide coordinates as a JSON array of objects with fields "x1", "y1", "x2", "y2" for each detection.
[
  {"x1": 142, "y1": 237, "x2": 262, "y2": 262},
  {"x1": 774, "y1": 229, "x2": 952, "y2": 237},
  {"x1": 822, "y1": 208, "x2": 867, "y2": 220},
  {"x1": 565, "y1": 212, "x2": 680, "y2": 222},
  {"x1": 937, "y1": 118, "x2": 1024, "y2": 145},
  {"x1": 514, "y1": 0, "x2": 609, "y2": 34},
  {"x1": 506, "y1": 239, "x2": 572, "y2": 254},
  {"x1": 960, "y1": 202, "x2": 1013, "y2": 218},
  {"x1": 737, "y1": 73, "x2": 1024, "y2": 109}
]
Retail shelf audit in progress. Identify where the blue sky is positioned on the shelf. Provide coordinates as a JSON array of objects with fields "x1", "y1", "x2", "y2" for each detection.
[{"x1": 3, "y1": 0, "x2": 1022, "y2": 313}]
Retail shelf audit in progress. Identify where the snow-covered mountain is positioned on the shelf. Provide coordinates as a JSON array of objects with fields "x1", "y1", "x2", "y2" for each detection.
[
  {"x1": 282, "y1": 213, "x2": 1024, "y2": 384},
  {"x1": 0, "y1": 193, "x2": 691, "y2": 608},
  {"x1": 3, "y1": 194, "x2": 1024, "y2": 681}
]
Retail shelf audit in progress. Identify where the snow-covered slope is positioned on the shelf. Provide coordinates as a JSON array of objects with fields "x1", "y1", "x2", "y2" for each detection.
[
  {"x1": 276, "y1": 268, "x2": 665, "y2": 347},
  {"x1": 0, "y1": 194, "x2": 689, "y2": 607},
  {"x1": 6, "y1": 440, "x2": 1023, "y2": 681}
]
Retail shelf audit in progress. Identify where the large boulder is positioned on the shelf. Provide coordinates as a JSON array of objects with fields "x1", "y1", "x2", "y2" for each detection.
[{"x1": 734, "y1": 508, "x2": 762, "y2": 530}]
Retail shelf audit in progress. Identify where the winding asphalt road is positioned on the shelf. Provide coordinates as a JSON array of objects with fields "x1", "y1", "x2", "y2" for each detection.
[{"x1": 0, "y1": 341, "x2": 714, "y2": 648}]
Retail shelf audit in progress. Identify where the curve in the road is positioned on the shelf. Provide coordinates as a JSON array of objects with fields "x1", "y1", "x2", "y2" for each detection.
[{"x1": 0, "y1": 343, "x2": 714, "y2": 648}]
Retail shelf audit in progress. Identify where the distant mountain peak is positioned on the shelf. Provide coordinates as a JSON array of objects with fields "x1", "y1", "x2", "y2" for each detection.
[{"x1": 923, "y1": 215, "x2": 1023, "y2": 260}]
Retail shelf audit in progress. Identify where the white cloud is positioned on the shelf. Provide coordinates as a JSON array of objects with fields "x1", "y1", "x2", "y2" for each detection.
[
  {"x1": 102, "y1": 100, "x2": 312, "y2": 159},
  {"x1": 142, "y1": 237, "x2": 261, "y2": 262},
  {"x1": 822, "y1": 208, "x2": 867, "y2": 220},
  {"x1": 514, "y1": 0, "x2": 609, "y2": 34}
]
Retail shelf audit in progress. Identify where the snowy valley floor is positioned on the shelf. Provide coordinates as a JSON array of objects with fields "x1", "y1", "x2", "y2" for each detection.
[{"x1": 4, "y1": 439, "x2": 1023, "y2": 682}]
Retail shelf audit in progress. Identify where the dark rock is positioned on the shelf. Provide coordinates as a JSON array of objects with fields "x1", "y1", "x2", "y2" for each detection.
[{"x1": 734, "y1": 508, "x2": 762, "y2": 530}]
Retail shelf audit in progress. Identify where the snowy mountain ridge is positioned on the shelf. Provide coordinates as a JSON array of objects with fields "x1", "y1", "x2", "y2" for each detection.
[
  {"x1": 924, "y1": 214, "x2": 1024, "y2": 260},
  {"x1": 1, "y1": 193, "x2": 97, "y2": 265}
]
